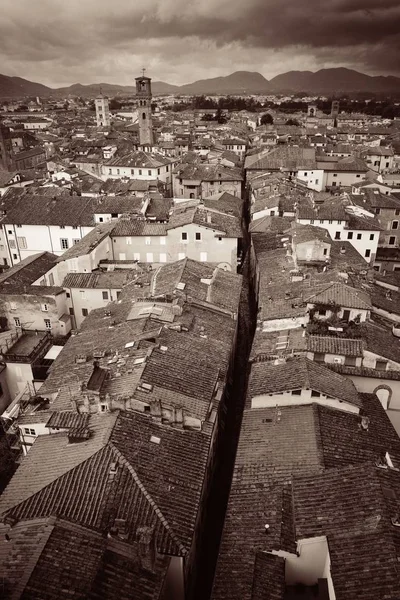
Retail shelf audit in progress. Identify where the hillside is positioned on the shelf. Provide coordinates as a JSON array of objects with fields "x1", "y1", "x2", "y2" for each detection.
[
  {"x1": 269, "y1": 68, "x2": 400, "y2": 93},
  {"x1": 178, "y1": 71, "x2": 270, "y2": 95},
  {"x1": 0, "y1": 74, "x2": 52, "y2": 98},
  {"x1": 1, "y1": 68, "x2": 400, "y2": 99}
]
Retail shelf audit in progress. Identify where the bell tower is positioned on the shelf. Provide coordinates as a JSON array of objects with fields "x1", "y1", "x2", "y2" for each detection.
[{"x1": 135, "y1": 69, "x2": 154, "y2": 147}]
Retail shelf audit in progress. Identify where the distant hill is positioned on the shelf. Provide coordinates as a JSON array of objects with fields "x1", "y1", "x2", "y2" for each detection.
[
  {"x1": 1, "y1": 68, "x2": 400, "y2": 99},
  {"x1": 178, "y1": 71, "x2": 270, "y2": 95},
  {"x1": 269, "y1": 68, "x2": 400, "y2": 93},
  {"x1": 0, "y1": 74, "x2": 52, "y2": 98}
]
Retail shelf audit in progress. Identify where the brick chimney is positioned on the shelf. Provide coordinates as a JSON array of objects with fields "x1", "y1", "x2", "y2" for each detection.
[{"x1": 137, "y1": 526, "x2": 156, "y2": 572}]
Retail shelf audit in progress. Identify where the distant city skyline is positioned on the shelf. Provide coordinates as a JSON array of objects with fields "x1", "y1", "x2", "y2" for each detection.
[{"x1": 1, "y1": 0, "x2": 399, "y2": 88}]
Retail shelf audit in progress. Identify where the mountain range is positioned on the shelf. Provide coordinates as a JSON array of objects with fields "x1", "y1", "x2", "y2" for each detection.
[{"x1": 1, "y1": 68, "x2": 400, "y2": 98}]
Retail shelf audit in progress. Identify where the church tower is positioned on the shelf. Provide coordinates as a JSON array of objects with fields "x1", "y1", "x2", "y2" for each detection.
[
  {"x1": 95, "y1": 93, "x2": 110, "y2": 128},
  {"x1": 135, "y1": 70, "x2": 154, "y2": 147}
]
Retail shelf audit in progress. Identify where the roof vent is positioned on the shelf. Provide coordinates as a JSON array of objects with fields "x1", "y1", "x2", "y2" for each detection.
[
  {"x1": 391, "y1": 514, "x2": 400, "y2": 527},
  {"x1": 360, "y1": 415, "x2": 370, "y2": 431}
]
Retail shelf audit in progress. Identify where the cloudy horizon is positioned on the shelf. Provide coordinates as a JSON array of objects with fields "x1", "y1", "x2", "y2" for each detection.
[{"x1": 1, "y1": 0, "x2": 400, "y2": 88}]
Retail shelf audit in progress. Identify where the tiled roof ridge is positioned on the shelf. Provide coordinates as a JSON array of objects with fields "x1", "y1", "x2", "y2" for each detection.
[
  {"x1": 109, "y1": 442, "x2": 187, "y2": 556},
  {"x1": 9, "y1": 517, "x2": 56, "y2": 600}
]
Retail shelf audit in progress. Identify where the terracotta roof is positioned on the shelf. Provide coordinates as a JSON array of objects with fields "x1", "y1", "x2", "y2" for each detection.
[
  {"x1": 0, "y1": 188, "x2": 96, "y2": 227},
  {"x1": 306, "y1": 282, "x2": 372, "y2": 310},
  {"x1": 55, "y1": 222, "x2": 113, "y2": 262},
  {"x1": 0, "y1": 252, "x2": 57, "y2": 286},
  {"x1": 62, "y1": 271, "x2": 136, "y2": 290},
  {"x1": 106, "y1": 150, "x2": 173, "y2": 168},
  {"x1": 248, "y1": 356, "x2": 362, "y2": 408},
  {"x1": 307, "y1": 335, "x2": 363, "y2": 356}
]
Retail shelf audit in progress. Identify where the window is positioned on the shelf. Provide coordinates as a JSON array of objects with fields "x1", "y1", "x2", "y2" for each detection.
[
  {"x1": 7, "y1": 230, "x2": 12, "y2": 235},
  {"x1": 60, "y1": 238, "x2": 69, "y2": 249},
  {"x1": 392, "y1": 221, "x2": 399, "y2": 230},
  {"x1": 139, "y1": 169, "x2": 142, "y2": 175},
  {"x1": 13, "y1": 254, "x2": 18, "y2": 260},
  {"x1": 148, "y1": 170, "x2": 152, "y2": 176},
  {"x1": 375, "y1": 360, "x2": 387, "y2": 371},
  {"x1": 345, "y1": 356, "x2": 357, "y2": 367},
  {"x1": 48, "y1": 273, "x2": 54, "y2": 286},
  {"x1": 318, "y1": 309, "x2": 326, "y2": 316},
  {"x1": 66, "y1": 292, "x2": 70, "y2": 298},
  {"x1": 319, "y1": 220, "x2": 324, "y2": 224},
  {"x1": 311, "y1": 390, "x2": 321, "y2": 397},
  {"x1": 99, "y1": 217, "x2": 104, "y2": 223},
  {"x1": 126, "y1": 237, "x2": 132, "y2": 245},
  {"x1": 291, "y1": 389, "x2": 301, "y2": 396},
  {"x1": 16, "y1": 224, "x2": 22, "y2": 228},
  {"x1": 304, "y1": 172, "x2": 308, "y2": 176},
  {"x1": 337, "y1": 221, "x2": 342, "y2": 225},
  {"x1": 102, "y1": 291, "x2": 109, "y2": 300},
  {"x1": 370, "y1": 234, "x2": 374, "y2": 241},
  {"x1": 389, "y1": 236, "x2": 396, "y2": 245},
  {"x1": 195, "y1": 232, "x2": 201, "y2": 241},
  {"x1": 200, "y1": 252, "x2": 207, "y2": 262},
  {"x1": 145, "y1": 237, "x2": 151, "y2": 245},
  {"x1": 333, "y1": 173, "x2": 337, "y2": 177},
  {"x1": 60, "y1": 225, "x2": 65, "y2": 229},
  {"x1": 17, "y1": 237, "x2": 27, "y2": 249},
  {"x1": 159, "y1": 253, "x2": 167, "y2": 263},
  {"x1": 323, "y1": 248, "x2": 328, "y2": 256},
  {"x1": 347, "y1": 232, "x2": 353, "y2": 240},
  {"x1": 395, "y1": 210, "x2": 400, "y2": 216},
  {"x1": 160, "y1": 236, "x2": 166, "y2": 245},
  {"x1": 315, "y1": 179, "x2": 319, "y2": 185},
  {"x1": 69, "y1": 307, "x2": 74, "y2": 315},
  {"x1": 14, "y1": 317, "x2": 21, "y2": 327},
  {"x1": 41, "y1": 303, "x2": 48, "y2": 312},
  {"x1": 44, "y1": 319, "x2": 51, "y2": 329},
  {"x1": 310, "y1": 219, "x2": 314, "y2": 224},
  {"x1": 365, "y1": 249, "x2": 371, "y2": 258},
  {"x1": 335, "y1": 231, "x2": 341, "y2": 240},
  {"x1": 357, "y1": 233, "x2": 362, "y2": 240},
  {"x1": 73, "y1": 239, "x2": 80, "y2": 245},
  {"x1": 9, "y1": 239, "x2": 16, "y2": 249},
  {"x1": 117, "y1": 169, "x2": 120, "y2": 175},
  {"x1": 133, "y1": 252, "x2": 140, "y2": 261},
  {"x1": 157, "y1": 168, "x2": 160, "y2": 175},
  {"x1": 131, "y1": 169, "x2": 134, "y2": 175},
  {"x1": 24, "y1": 428, "x2": 35, "y2": 436},
  {"x1": 109, "y1": 168, "x2": 112, "y2": 174},
  {"x1": 314, "y1": 353, "x2": 325, "y2": 363},
  {"x1": 72, "y1": 226, "x2": 78, "y2": 230},
  {"x1": 82, "y1": 308, "x2": 88, "y2": 317},
  {"x1": 375, "y1": 208, "x2": 381, "y2": 215},
  {"x1": 146, "y1": 252, "x2": 153, "y2": 262},
  {"x1": 181, "y1": 232, "x2": 188, "y2": 242},
  {"x1": 80, "y1": 290, "x2": 86, "y2": 299}
]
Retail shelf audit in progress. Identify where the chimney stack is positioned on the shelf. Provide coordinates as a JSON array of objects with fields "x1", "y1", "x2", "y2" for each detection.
[{"x1": 137, "y1": 526, "x2": 156, "y2": 572}]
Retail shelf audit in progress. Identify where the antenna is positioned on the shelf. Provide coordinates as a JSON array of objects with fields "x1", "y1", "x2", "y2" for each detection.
[{"x1": 142, "y1": 67, "x2": 146, "y2": 78}]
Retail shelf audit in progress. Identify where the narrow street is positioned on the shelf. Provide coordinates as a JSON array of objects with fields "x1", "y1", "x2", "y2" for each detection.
[{"x1": 192, "y1": 253, "x2": 257, "y2": 600}]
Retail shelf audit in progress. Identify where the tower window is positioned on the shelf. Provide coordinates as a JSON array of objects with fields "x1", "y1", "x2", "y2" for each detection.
[{"x1": 142, "y1": 113, "x2": 146, "y2": 120}]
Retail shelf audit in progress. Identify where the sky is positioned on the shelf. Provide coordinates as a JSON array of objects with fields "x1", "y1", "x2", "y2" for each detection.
[{"x1": 1, "y1": 0, "x2": 400, "y2": 88}]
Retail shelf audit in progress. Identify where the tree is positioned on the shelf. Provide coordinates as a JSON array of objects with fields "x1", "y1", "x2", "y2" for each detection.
[
  {"x1": 260, "y1": 113, "x2": 274, "y2": 125},
  {"x1": 109, "y1": 98, "x2": 122, "y2": 110},
  {"x1": 285, "y1": 118, "x2": 300, "y2": 126}
]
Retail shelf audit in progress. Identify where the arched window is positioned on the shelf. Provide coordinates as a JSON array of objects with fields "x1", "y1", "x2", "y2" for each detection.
[{"x1": 142, "y1": 113, "x2": 146, "y2": 120}]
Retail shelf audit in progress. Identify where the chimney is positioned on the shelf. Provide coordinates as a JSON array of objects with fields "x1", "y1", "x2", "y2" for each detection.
[
  {"x1": 137, "y1": 526, "x2": 156, "y2": 572},
  {"x1": 174, "y1": 406, "x2": 184, "y2": 428},
  {"x1": 150, "y1": 399, "x2": 162, "y2": 421}
]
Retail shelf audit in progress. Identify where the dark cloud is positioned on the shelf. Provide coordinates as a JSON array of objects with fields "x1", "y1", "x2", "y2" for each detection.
[{"x1": 0, "y1": 0, "x2": 399, "y2": 86}]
